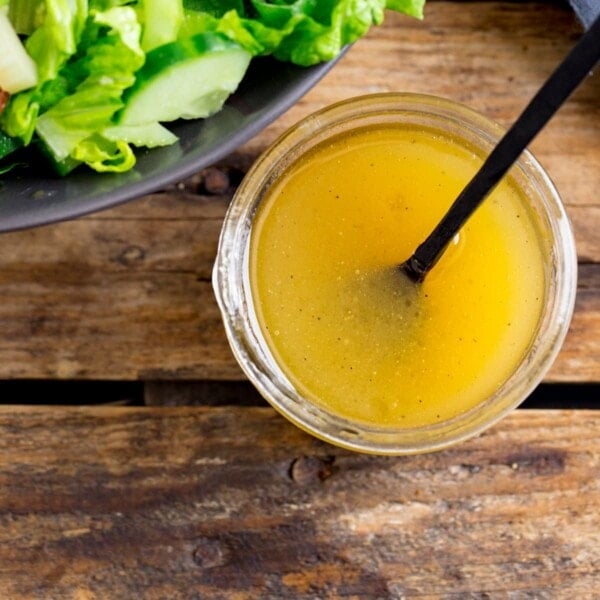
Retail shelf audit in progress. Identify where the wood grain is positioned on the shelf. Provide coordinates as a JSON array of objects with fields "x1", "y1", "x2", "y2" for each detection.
[
  {"x1": 0, "y1": 406, "x2": 598, "y2": 598},
  {"x1": 0, "y1": 2, "x2": 597, "y2": 382},
  {"x1": 0, "y1": 190, "x2": 597, "y2": 382}
]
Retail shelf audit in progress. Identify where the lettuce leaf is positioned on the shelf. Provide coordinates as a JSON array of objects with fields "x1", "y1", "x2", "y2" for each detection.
[
  {"x1": 183, "y1": 0, "x2": 425, "y2": 66},
  {"x1": 34, "y1": 5, "x2": 144, "y2": 171},
  {"x1": 2, "y1": 0, "x2": 426, "y2": 175},
  {"x1": 256, "y1": 0, "x2": 389, "y2": 65},
  {"x1": 183, "y1": 0, "x2": 246, "y2": 18},
  {"x1": 140, "y1": 0, "x2": 184, "y2": 51},
  {"x1": 2, "y1": 0, "x2": 88, "y2": 143},
  {"x1": 386, "y1": 0, "x2": 424, "y2": 18}
]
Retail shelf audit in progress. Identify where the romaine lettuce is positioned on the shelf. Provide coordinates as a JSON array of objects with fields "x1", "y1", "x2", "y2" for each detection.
[
  {"x1": 35, "y1": 6, "x2": 144, "y2": 171},
  {"x1": 183, "y1": 0, "x2": 425, "y2": 66},
  {"x1": 2, "y1": 0, "x2": 88, "y2": 143},
  {"x1": 1, "y1": 0, "x2": 426, "y2": 175}
]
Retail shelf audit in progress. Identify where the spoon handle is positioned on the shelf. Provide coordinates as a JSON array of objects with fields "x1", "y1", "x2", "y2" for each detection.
[{"x1": 404, "y1": 13, "x2": 600, "y2": 282}]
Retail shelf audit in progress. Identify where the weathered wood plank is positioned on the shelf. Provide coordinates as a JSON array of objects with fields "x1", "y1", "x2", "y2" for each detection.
[
  {"x1": 0, "y1": 406, "x2": 598, "y2": 598},
  {"x1": 0, "y1": 2, "x2": 597, "y2": 381},
  {"x1": 0, "y1": 200, "x2": 597, "y2": 381}
]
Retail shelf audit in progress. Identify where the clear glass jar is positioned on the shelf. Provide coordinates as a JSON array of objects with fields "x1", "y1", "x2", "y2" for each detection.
[{"x1": 213, "y1": 93, "x2": 577, "y2": 455}]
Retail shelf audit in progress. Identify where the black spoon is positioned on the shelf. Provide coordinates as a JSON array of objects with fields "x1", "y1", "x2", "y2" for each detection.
[{"x1": 401, "y1": 13, "x2": 600, "y2": 283}]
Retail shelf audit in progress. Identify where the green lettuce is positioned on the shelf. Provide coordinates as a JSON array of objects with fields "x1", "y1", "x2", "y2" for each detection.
[
  {"x1": 140, "y1": 0, "x2": 184, "y2": 51},
  {"x1": 1, "y1": 0, "x2": 425, "y2": 175},
  {"x1": 34, "y1": 6, "x2": 144, "y2": 171},
  {"x1": 183, "y1": 0, "x2": 425, "y2": 66},
  {"x1": 183, "y1": 0, "x2": 245, "y2": 18},
  {"x1": 2, "y1": 0, "x2": 88, "y2": 143}
]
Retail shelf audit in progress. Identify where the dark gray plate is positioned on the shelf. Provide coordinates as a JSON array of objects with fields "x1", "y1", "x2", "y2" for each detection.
[{"x1": 0, "y1": 54, "x2": 342, "y2": 233}]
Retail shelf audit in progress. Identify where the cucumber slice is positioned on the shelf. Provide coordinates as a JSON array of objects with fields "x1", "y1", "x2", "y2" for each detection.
[
  {"x1": 38, "y1": 144, "x2": 81, "y2": 177},
  {"x1": 0, "y1": 9, "x2": 37, "y2": 93},
  {"x1": 119, "y1": 32, "x2": 251, "y2": 126},
  {"x1": 103, "y1": 122, "x2": 178, "y2": 148},
  {"x1": 140, "y1": 0, "x2": 184, "y2": 52}
]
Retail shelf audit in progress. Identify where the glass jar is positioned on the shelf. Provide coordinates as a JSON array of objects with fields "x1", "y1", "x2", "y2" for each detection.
[{"x1": 212, "y1": 93, "x2": 577, "y2": 455}]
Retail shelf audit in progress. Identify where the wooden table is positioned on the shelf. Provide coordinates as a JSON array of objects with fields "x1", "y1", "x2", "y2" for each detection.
[{"x1": 1, "y1": 2, "x2": 599, "y2": 598}]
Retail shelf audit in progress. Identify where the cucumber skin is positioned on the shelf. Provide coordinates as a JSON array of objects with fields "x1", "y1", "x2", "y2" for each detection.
[
  {"x1": 0, "y1": 130, "x2": 22, "y2": 161},
  {"x1": 40, "y1": 147, "x2": 81, "y2": 176},
  {"x1": 133, "y1": 32, "x2": 241, "y2": 88},
  {"x1": 103, "y1": 122, "x2": 178, "y2": 148},
  {"x1": 119, "y1": 32, "x2": 251, "y2": 126}
]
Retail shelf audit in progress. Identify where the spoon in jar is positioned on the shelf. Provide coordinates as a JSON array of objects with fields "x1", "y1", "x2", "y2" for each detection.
[{"x1": 400, "y1": 13, "x2": 600, "y2": 284}]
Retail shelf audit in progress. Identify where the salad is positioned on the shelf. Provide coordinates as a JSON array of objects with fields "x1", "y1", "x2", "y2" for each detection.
[{"x1": 0, "y1": 0, "x2": 424, "y2": 176}]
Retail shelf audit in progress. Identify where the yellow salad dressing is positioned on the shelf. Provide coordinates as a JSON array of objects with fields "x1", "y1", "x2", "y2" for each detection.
[{"x1": 249, "y1": 125, "x2": 546, "y2": 428}]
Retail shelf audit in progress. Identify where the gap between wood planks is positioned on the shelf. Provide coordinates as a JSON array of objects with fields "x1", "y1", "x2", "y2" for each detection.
[{"x1": 0, "y1": 380, "x2": 597, "y2": 409}]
